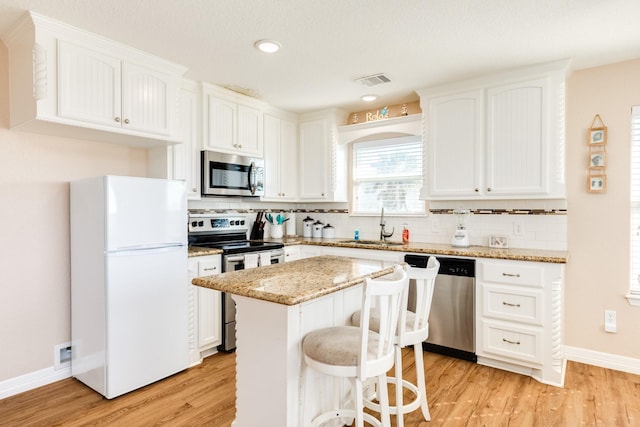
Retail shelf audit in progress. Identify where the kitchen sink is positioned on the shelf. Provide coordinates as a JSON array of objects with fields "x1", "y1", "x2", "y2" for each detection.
[{"x1": 338, "y1": 239, "x2": 405, "y2": 247}]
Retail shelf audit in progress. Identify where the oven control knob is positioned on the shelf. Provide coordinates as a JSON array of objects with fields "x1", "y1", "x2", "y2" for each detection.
[
  {"x1": 198, "y1": 221, "x2": 204, "y2": 227},
  {"x1": 240, "y1": 220, "x2": 245, "y2": 225},
  {"x1": 191, "y1": 221, "x2": 197, "y2": 227}
]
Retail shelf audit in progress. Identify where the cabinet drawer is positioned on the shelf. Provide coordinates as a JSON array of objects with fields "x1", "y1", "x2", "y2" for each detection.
[
  {"x1": 482, "y1": 284, "x2": 543, "y2": 325},
  {"x1": 479, "y1": 319, "x2": 542, "y2": 366},
  {"x1": 481, "y1": 261, "x2": 543, "y2": 287}
]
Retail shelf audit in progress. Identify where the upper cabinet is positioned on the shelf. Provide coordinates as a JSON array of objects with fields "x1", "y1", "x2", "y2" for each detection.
[
  {"x1": 298, "y1": 109, "x2": 349, "y2": 202},
  {"x1": 418, "y1": 60, "x2": 568, "y2": 200},
  {"x1": 262, "y1": 113, "x2": 298, "y2": 201},
  {"x1": 202, "y1": 83, "x2": 264, "y2": 157},
  {"x1": 2, "y1": 12, "x2": 187, "y2": 147}
]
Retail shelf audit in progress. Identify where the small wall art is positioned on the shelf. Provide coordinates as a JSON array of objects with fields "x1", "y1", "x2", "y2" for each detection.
[{"x1": 587, "y1": 114, "x2": 608, "y2": 193}]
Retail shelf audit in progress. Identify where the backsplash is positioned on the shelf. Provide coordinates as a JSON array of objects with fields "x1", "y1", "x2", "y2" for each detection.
[{"x1": 188, "y1": 199, "x2": 567, "y2": 251}]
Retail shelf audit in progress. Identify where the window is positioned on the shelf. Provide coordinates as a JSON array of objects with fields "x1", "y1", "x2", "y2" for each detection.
[
  {"x1": 352, "y1": 135, "x2": 424, "y2": 215},
  {"x1": 630, "y1": 106, "x2": 640, "y2": 300}
]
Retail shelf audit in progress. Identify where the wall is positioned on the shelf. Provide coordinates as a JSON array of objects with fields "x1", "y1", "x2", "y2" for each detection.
[
  {"x1": 0, "y1": 42, "x2": 148, "y2": 382},
  {"x1": 565, "y1": 58, "x2": 640, "y2": 360}
]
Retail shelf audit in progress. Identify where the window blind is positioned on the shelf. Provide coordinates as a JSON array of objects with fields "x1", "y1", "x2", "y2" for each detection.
[
  {"x1": 352, "y1": 136, "x2": 424, "y2": 215},
  {"x1": 630, "y1": 106, "x2": 640, "y2": 294}
]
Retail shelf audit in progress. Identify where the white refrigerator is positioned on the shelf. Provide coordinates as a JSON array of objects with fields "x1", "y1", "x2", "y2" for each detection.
[{"x1": 70, "y1": 175, "x2": 188, "y2": 399}]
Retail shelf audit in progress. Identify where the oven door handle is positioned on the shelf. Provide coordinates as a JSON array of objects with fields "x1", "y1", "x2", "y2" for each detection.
[
  {"x1": 248, "y1": 161, "x2": 257, "y2": 195},
  {"x1": 226, "y1": 255, "x2": 245, "y2": 263}
]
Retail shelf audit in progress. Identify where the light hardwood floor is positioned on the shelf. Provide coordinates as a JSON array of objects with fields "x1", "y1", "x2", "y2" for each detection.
[{"x1": 1, "y1": 349, "x2": 639, "y2": 426}]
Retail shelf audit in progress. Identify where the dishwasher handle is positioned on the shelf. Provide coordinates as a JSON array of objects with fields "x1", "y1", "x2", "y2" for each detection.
[{"x1": 404, "y1": 254, "x2": 475, "y2": 277}]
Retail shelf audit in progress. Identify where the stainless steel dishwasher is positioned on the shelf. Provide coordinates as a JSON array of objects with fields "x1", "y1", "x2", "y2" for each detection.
[{"x1": 405, "y1": 254, "x2": 477, "y2": 362}]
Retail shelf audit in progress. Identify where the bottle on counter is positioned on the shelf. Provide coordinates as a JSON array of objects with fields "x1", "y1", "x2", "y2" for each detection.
[
  {"x1": 402, "y1": 223, "x2": 409, "y2": 244},
  {"x1": 354, "y1": 229, "x2": 360, "y2": 241}
]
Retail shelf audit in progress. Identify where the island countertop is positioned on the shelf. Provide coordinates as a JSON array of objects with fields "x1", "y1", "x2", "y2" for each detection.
[{"x1": 192, "y1": 255, "x2": 395, "y2": 306}]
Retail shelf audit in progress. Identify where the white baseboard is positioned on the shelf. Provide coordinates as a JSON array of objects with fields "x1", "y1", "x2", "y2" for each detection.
[
  {"x1": 564, "y1": 346, "x2": 640, "y2": 376},
  {"x1": 0, "y1": 365, "x2": 71, "y2": 400}
]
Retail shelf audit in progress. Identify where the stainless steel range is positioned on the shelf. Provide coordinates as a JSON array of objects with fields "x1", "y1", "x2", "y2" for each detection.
[{"x1": 188, "y1": 213, "x2": 284, "y2": 351}]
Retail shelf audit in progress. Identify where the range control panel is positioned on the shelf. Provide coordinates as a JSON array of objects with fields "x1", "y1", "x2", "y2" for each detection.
[{"x1": 188, "y1": 214, "x2": 247, "y2": 234}]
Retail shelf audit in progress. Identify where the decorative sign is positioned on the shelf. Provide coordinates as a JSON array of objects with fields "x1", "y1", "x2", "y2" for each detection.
[
  {"x1": 348, "y1": 101, "x2": 421, "y2": 125},
  {"x1": 587, "y1": 114, "x2": 608, "y2": 193}
]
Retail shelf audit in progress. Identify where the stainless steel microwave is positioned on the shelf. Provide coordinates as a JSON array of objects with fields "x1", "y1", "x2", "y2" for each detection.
[{"x1": 201, "y1": 151, "x2": 264, "y2": 197}]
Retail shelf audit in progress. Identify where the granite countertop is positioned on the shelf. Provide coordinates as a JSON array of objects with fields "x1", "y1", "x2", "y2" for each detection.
[
  {"x1": 268, "y1": 237, "x2": 568, "y2": 264},
  {"x1": 192, "y1": 255, "x2": 395, "y2": 305},
  {"x1": 188, "y1": 246, "x2": 223, "y2": 257}
]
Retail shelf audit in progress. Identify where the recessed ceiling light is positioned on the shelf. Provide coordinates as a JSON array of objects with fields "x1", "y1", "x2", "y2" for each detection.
[
  {"x1": 254, "y1": 39, "x2": 281, "y2": 53},
  {"x1": 361, "y1": 94, "x2": 377, "y2": 102}
]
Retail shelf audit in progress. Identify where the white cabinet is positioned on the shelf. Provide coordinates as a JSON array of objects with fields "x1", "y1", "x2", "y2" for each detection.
[
  {"x1": 419, "y1": 60, "x2": 568, "y2": 200},
  {"x1": 284, "y1": 245, "x2": 301, "y2": 262},
  {"x1": 203, "y1": 83, "x2": 264, "y2": 156},
  {"x1": 476, "y1": 259, "x2": 565, "y2": 386},
  {"x1": 148, "y1": 80, "x2": 201, "y2": 199},
  {"x1": 263, "y1": 113, "x2": 298, "y2": 201},
  {"x1": 3, "y1": 12, "x2": 186, "y2": 146},
  {"x1": 298, "y1": 109, "x2": 349, "y2": 202},
  {"x1": 187, "y1": 255, "x2": 222, "y2": 365}
]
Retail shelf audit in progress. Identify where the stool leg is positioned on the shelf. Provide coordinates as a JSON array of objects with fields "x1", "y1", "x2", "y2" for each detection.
[
  {"x1": 377, "y1": 374, "x2": 392, "y2": 427},
  {"x1": 414, "y1": 345, "x2": 431, "y2": 421},
  {"x1": 354, "y1": 378, "x2": 365, "y2": 427},
  {"x1": 395, "y1": 344, "x2": 405, "y2": 427}
]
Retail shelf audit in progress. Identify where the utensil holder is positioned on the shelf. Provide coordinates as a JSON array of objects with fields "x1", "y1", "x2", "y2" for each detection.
[{"x1": 271, "y1": 224, "x2": 283, "y2": 239}]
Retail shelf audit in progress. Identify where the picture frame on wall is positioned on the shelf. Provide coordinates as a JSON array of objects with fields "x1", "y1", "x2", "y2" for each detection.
[
  {"x1": 588, "y1": 127, "x2": 607, "y2": 145},
  {"x1": 589, "y1": 151, "x2": 606, "y2": 169},
  {"x1": 587, "y1": 174, "x2": 607, "y2": 193}
]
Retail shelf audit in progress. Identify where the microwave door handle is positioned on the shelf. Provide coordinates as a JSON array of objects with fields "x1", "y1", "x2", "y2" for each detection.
[{"x1": 248, "y1": 161, "x2": 257, "y2": 195}]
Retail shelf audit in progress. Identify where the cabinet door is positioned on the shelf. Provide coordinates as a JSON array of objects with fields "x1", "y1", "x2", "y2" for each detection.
[
  {"x1": 197, "y1": 258, "x2": 222, "y2": 351},
  {"x1": 426, "y1": 90, "x2": 483, "y2": 198},
  {"x1": 284, "y1": 245, "x2": 301, "y2": 262},
  {"x1": 486, "y1": 78, "x2": 548, "y2": 195},
  {"x1": 57, "y1": 40, "x2": 122, "y2": 128},
  {"x1": 299, "y1": 119, "x2": 328, "y2": 199},
  {"x1": 279, "y1": 119, "x2": 298, "y2": 200},
  {"x1": 237, "y1": 104, "x2": 263, "y2": 156},
  {"x1": 207, "y1": 96, "x2": 236, "y2": 151},
  {"x1": 121, "y1": 62, "x2": 173, "y2": 136},
  {"x1": 262, "y1": 114, "x2": 282, "y2": 199},
  {"x1": 187, "y1": 259, "x2": 199, "y2": 365},
  {"x1": 173, "y1": 88, "x2": 200, "y2": 199}
]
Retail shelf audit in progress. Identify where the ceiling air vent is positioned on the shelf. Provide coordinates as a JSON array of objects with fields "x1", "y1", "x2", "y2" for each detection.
[{"x1": 355, "y1": 73, "x2": 391, "y2": 87}]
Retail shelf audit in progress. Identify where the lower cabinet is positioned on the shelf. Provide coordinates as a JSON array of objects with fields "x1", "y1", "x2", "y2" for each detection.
[
  {"x1": 284, "y1": 245, "x2": 301, "y2": 262},
  {"x1": 476, "y1": 259, "x2": 565, "y2": 386},
  {"x1": 187, "y1": 255, "x2": 222, "y2": 366}
]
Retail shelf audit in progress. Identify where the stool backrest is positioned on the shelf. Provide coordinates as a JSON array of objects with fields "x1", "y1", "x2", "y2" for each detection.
[
  {"x1": 399, "y1": 257, "x2": 440, "y2": 344},
  {"x1": 359, "y1": 264, "x2": 409, "y2": 380}
]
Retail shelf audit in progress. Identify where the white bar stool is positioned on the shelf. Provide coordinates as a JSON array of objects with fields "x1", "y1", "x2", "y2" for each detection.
[
  {"x1": 352, "y1": 257, "x2": 440, "y2": 426},
  {"x1": 301, "y1": 265, "x2": 409, "y2": 427}
]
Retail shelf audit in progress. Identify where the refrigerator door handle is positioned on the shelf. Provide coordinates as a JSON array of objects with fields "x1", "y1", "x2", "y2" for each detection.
[{"x1": 107, "y1": 243, "x2": 185, "y2": 253}]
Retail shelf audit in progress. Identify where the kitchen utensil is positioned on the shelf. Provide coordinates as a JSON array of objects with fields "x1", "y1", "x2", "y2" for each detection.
[
  {"x1": 451, "y1": 209, "x2": 471, "y2": 247},
  {"x1": 266, "y1": 213, "x2": 273, "y2": 224}
]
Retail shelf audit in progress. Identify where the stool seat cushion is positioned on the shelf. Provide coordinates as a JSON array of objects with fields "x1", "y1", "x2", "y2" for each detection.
[
  {"x1": 352, "y1": 309, "x2": 422, "y2": 333},
  {"x1": 303, "y1": 326, "x2": 382, "y2": 366}
]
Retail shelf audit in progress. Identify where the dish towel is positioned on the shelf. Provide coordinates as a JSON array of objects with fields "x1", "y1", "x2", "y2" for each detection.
[
  {"x1": 244, "y1": 253, "x2": 259, "y2": 269},
  {"x1": 259, "y1": 252, "x2": 271, "y2": 267}
]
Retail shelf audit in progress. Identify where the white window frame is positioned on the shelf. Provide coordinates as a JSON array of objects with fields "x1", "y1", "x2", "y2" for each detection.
[
  {"x1": 351, "y1": 135, "x2": 425, "y2": 216},
  {"x1": 628, "y1": 105, "x2": 640, "y2": 306}
]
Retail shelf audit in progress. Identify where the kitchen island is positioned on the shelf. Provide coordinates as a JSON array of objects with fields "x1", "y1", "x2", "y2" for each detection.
[{"x1": 192, "y1": 255, "x2": 395, "y2": 427}]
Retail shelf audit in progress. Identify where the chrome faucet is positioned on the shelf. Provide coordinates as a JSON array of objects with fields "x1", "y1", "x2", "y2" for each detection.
[{"x1": 379, "y1": 207, "x2": 394, "y2": 242}]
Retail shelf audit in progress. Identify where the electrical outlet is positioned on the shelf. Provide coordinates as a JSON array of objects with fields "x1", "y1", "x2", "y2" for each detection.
[
  {"x1": 513, "y1": 221, "x2": 524, "y2": 237},
  {"x1": 604, "y1": 309, "x2": 617, "y2": 333}
]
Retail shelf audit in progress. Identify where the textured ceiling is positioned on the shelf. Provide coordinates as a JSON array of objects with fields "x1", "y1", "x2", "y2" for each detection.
[{"x1": 1, "y1": 0, "x2": 640, "y2": 113}]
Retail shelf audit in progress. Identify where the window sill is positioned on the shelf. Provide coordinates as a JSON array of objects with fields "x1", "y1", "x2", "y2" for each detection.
[{"x1": 625, "y1": 293, "x2": 640, "y2": 307}]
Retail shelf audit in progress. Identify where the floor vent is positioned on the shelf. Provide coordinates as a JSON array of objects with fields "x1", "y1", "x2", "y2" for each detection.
[{"x1": 355, "y1": 73, "x2": 391, "y2": 87}]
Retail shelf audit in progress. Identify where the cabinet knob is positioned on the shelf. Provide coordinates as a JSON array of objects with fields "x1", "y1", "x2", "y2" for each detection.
[
  {"x1": 192, "y1": 187, "x2": 197, "y2": 192},
  {"x1": 124, "y1": 118, "x2": 130, "y2": 124},
  {"x1": 114, "y1": 117, "x2": 121, "y2": 123},
  {"x1": 474, "y1": 188, "x2": 479, "y2": 192},
  {"x1": 238, "y1": 144, "x2": 243, "y2": 149},
  {"x1": 487, "y1": 187, "x2": 492, "y2": 192}
]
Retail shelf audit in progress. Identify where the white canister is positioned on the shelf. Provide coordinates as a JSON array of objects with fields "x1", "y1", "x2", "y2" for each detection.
[
  {"x1": 286, "y1": 212, "x2": 296, "y2": 237},
  {"x1": 312, "y1": 221, "x2": 324, "y2": 238},
  {"x1": 302, "y1": 216, "x2": 314, "y2": 238},
  {"x1": 271, "y1": 224, "x2": 283, "y2": 239},
  {"x1": 322, "y1": 224, "x2": 335, "y2": 239}
]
